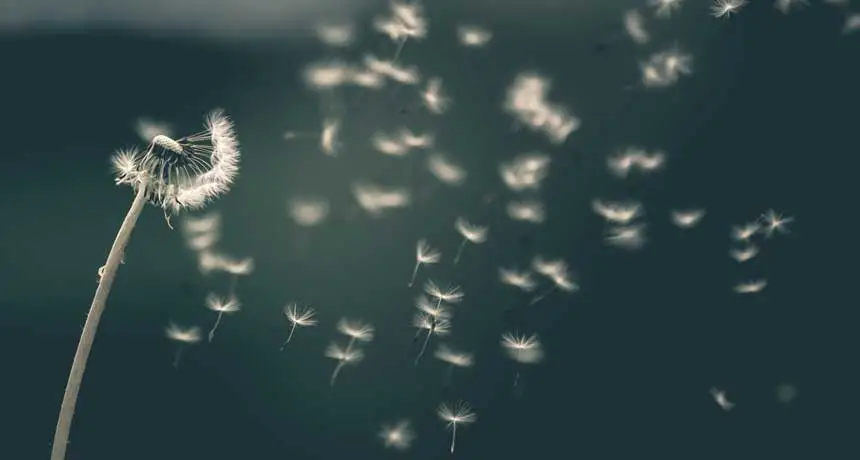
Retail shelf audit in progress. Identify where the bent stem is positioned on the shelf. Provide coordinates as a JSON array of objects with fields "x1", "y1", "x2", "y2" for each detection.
[
  {"x1": 530, "y1": 286, "x2": 557, "y2": 305},
  {"x1": 453, "y1": 239, "x2": 467, "y2": 265},
  {"x1": 413, "y1": 330, "x2": 432, "y2": 366},
  {"x1": 51, "y1": 184, "x2": 149, "y2": 460},
  {"x1": 280, "y1": 323, "x2": 297, "y2": 351},
  {"x1": 330, "y1": 361, "x2": 346, "y2": 387},
  {"x1": 408, "y1": 261, "x2": 421, "y2": 287},
  {"x1": 208, "y1": 311, "x2": 224, "y2": 343}
]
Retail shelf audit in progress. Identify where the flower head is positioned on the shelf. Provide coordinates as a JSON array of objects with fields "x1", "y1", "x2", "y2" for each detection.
[{"x1": 112, "y1": 110, "x2": 240, "y2": 216}]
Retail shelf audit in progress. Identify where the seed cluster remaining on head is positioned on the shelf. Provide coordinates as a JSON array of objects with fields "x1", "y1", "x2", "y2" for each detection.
[{"x1": 112, "y1": 110, "x2": 240, "y2": 214}]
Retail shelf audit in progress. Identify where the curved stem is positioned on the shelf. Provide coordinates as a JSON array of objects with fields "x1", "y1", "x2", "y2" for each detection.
[
  {"x1": 51, "y1": 184, "x2": 149, "y2": 460},
  {"x1": 408, "y1": 261, "x2": 420, "y2": 287},
  {"x1": 453, "y1": 239, "x2": 467, "y2": 265},
  {"x1": 414, "y1": 330, "x2": 432, "y2": 366},
  {"x1": 208, "y1": 311, "x2": 224, "y2": 343}
]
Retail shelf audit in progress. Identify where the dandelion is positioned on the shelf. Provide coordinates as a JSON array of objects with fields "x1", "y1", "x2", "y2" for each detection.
[
  {"x1": 734, "y1": 279, "x2": 767, "y2": 294},
  {"x1": 412, "y1": 312, "x2": 451, "y2": 365},
  {"x1": 421, "y1": 78, "x2": 450, "y2": 114},
  {"x1": 288, "y1": 197, "x2": 330, "y2": 227},
  {"x1": 623, "y1": 10, "x2": 650, "y2": 45},
  {"x1": 325, "y1": 343, "x2": 365, "y2": 387},
  {"x1": 453, "y1": 217, "x2": 488, "y2": 265},
  {"x1": 424, "y1": 280, "x2": 464, "y2": 310},
  {"x1": 336, "y1": 318, "x2": 375, "y2": 350},
  {"x1": 165, "y1": 323, "x2": 202, "y2": 368},
  {"x1": 711, "y1": 0, "x2": 747, "y2": 18},
  {"x1": 710, "y1": 387, "x2": 735, "y2": 410},
  {"x1": 729, "y1": 245, "x2": 758, "y2": 263},
  {"x1": 409, "y1": 239, "x2": 442, "y2": 287},
  {"x1": 499, "y1": 267, "x2": 538, "y2": 292},
  {"x1": 205, "y1": 294, "x2": 241, "y2": 343},
  {"x1": 501, "y1": 332, "x2": 544, "y2": 387},
  {"x1": 437, "y1": 401, "x2": 477, "y2": 453},
  {"x1": 759, "y1": 209, "x2": 794, "y2": 237},
  {"x1": 352, "y1": 182, "x2": 412, "y2": 216},
  {"x1": 434, "y1": 344, "x2": 474, "y2": 382},
  {"x1": 457, "y1": 25, "x2": 492, "y2": 47},
  {"x1": 427, "y1": 153, "x2": 467, "y2": 186},
  {"x1": 650, "y1": 0, "x2": 683, "y2": 18},
  {"x1": 280, "y1": 304, "x2": 318, "y2": 350},
  {"x1": 670, "y1": 209, "x2": 706, "y2": 228},
  {"x1": 731, "y1": 222, "x2": 761, "y2": 242},
  {"x1": 51, "y1": 110, "x2": 239, "y2": 460},
  {"x1": 315, "y1": 22, "x2": 356, "y2": 47},
  {"x1": 220, "y1": 255, "x2": 254, "y2": 297},
  {"x1": 506, "y1": 200, "x2": 546, "y2": 224},
  {"x1": 605, "y1": 224, "x2": 647, "y2": 250},
  {"x1": 379, "y1": 420, "x2": 415, "y2": 450},
  {"x1": 500, "y1": 153, "x2": 551, "y2": 192}
]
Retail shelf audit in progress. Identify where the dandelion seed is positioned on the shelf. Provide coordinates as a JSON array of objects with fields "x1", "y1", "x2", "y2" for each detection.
[
  {"x1": 409, "y1": 239, "x2": 442, "y2": 287},
  {"x1": 52, "y1": 110, "x2": 240, "y2": 460},
  {"x1": 623, "y1": 10, "x2": 650, "y2": 45},
  {"x1": 315, "y1": 22, "x2": 356, "y2": 47},
  {"x1": 507, "y1": 200, "x2": 545, "y2": 224},
  {"x1": 336, "y1": 318, "x2": 375, "y2": 350},
  {"x1": 670, "y1": 209, "x2": 706, "y2": 228},
  {"x1": 372, "y1": 131, "x2": 411, "y2": 157},
  {"x1": 731, "y1": 222, "x2": 761, "y2": 242},
  {"x1": 352, "y1": 182, "x2": 411, "y2": 216},
  {"x1": 605, "y1": 224, "x2": 647, "y2": 250},
  {"x1": 759, "y1": 209, "x2": 794, "y2": 238},
  {"x1": 710, "y1": 387, "x2": 735, "y2": 410},
  {"x1": 398, "y1": 128, "x2": 434, "y2": 148},
  {"x1": 499, "y1": 267, "x2": 538, "y2": 292},
  {"x1": 729, "y1": 244, "x2": 758, "y2": 263},
  {"x1": 640, "y1": 47, "x2": 693, "y2": 88},
  {"x1": 711, "y1": 0, "x2": 747, "y2": 18},
  {"x1": 592, "y1": 199, "x2": 642, "y2": 225},
  {"x1": 453, "y1": 217, "x2": 488, "y2": 265},
  {"x1": 412, "y1": 312, "x2": 451, "y2": 365},
  {"x1": 288, "y1": 197, "x2": 330, "y2": 227},
  {"x1": 165, "y1": 323, "x2": 202, "y2": 368},
  {"x1": 303, "y1": 60, "x2": 352, "y2": 90},
  {"x1": 437, "y1": 401, "x2": 477, "y2": 453},
  {"x1": 434, "y1": 344, "x2": 474, "y2": 382},
  {"x1": 421, "y1": 78, "x2": 450, "y2": 114},
  {"x1": 379, "y1": 420, "x2": 415, "y2": 450},
  {"x1": 424, "y1": 280, "x2": 464, "y2": 310},
  {"x1": 325, "y1": 342, "x2": 365, "y2": 387},
  {"x1": 219, "y1": 255, "x2": 254, "y2": 297},
  {"x1": 205, "y1": 294, "x2": 241, "y2": 343},
  {"x1": 427, "y1": 153, "x2": 467, "y2": 186},
  {"x1": 281, "y1": 303, "x2": 318, "y2": 350},
  {"x1": 415, "y1": 294, "x2": 452, "y2": 320},
  {"x1": 734, "y1": 279, "x2": 767, "y2": 294},
  {"x1": 501, "y1": 332, "x2": 544, "y2": 387},
  {"x1": 457, "y1": 25, "x2": 492, "y2": 47},
  {"x1": 500, "y1": 153, "x2": 551, "y2": 192}
]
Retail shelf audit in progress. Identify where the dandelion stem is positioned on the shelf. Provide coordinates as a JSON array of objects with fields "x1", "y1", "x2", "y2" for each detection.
[
  {"x1": 208, "y1": 311, "x2": 224, "y2": 343},
  {"x1": 414, "y1": 330, "x2": 432, "y2": 366},
  {"x1": 453, "y1": 239, "x2": 467, "y2": 265},
  {"x1": 513, "y1": 371, "x2": 521, "y2": 388},
  {"x1": 280, "y1": 323, "x2": 297, "y2": 351},
  {"x1": 173, "y1": 346, "x2": 184, "y2": 368},
  {"x1": 51, "y1": 184, "x2": 149, "y2": 460},
  {"x1": 450, "y1": 423, "x2": 457, "y2": 453},
  {"x1": 228, "y1": 274, "x2": 239, "y2": 298},
  {"x1": 408, "y1": 262, "x2": 421, "y2": 287},
  {"x1": 530, "y1": 286, "x2": 557, "y2": 305},
  {"x1": 330, "y1": 361, "x2": 345, "y2": 387}
]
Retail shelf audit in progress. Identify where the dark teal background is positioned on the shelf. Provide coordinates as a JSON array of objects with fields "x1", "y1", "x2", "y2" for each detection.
[{"x1": 0, "y1": 1, "x2": 850, "y2": 459}]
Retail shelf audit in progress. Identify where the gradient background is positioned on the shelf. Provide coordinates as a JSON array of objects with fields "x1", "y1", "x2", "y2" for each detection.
[{"x1": 0, "y1": 0, "x2": 851, "y2": 459}]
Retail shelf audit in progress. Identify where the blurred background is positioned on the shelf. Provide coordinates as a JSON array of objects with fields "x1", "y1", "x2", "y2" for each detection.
[{"x1": 0, "y1": 0, "x2": 854, "y2": 459}]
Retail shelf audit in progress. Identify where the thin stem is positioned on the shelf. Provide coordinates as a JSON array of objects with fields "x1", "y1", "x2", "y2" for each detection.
[
  {"x1": 208, "y1": 311, "x2": 224, "y2": 343},
  {"x1": 280, "y1": 323, "x2": 297, "y2": 350},
  {"x1": 51, "y1": 184, "x2": 149, "y2": 460},
  {"x1": 330, "y1": 361, "x2": 345, "y2": 387},
  {"x1": 408, "y1": 261, "x2": 421, "y2": 287},
  {"x1": 414, "y1": 330, "x2": 432, "y2": 366},
  {"x1": 228, "y1": 274, "x2": 239, "y2": 298},
  {"x1": 392, "y1": 36, "x2": 408, "y2": 64},
  {"x1": 450, "y1": 423, "x2": 457, "y2": 453},
  {"x1": 346, "y1": 337, "x2": 356, "y2": 353},
  {"x1": 530, "y1": 285, "x2": 557, "y2": 305},
  {"x1": 453, "y1": 239, "x2": 467, "y2": 265},
  {"x1": 172, "y1": 345, "x2": 184, "y2": 368},
  {"x1": 513, "y1": 370, "x2": 521, "y2": 388}
]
